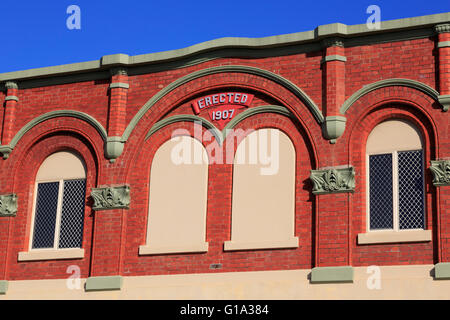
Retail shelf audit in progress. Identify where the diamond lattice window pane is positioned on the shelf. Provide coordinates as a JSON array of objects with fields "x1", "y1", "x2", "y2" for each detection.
[
  {"x1": 398, "y1": 150, "x2": 425, "y2": 229},
  {"x1": 58, "y1": 179, "x2": 86, "y2": 249},
  {"x1": 32, "y1": 182, "x2": 59, "y2": 249},
  {"x1": 369, "y1": 154, "x2": 393, "y2": 230}
]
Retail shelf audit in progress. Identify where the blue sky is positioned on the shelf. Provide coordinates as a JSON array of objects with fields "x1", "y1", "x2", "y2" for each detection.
[{"x1": 1, "y1": 0, "x2": 449, "y2": 73}]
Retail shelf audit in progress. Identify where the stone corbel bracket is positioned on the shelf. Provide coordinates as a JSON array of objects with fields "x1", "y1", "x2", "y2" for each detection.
[
  {"x1": 310, "y1": 166, "x2": 355, "y2": 195},
  {"x1": 430, "y1": 160, "x2": 450, "y2": 186},
  {"x1": 105, "y1": 136, "x2": 126, "y2": 162},
  {"x1": 91, "y1": 185, "x2": 130, "y2": 211},
  {"x1": 438, "y1": 95, "x2": 450, "y2": 112},
  {"x1": 0, "y1": 193, "x2": 18, "y2": 217},
  {"x1": 321, "y1": 116, "x2": 347, "y2": 144}
]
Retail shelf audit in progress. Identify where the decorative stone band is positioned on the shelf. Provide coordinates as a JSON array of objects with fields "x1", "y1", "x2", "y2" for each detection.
[
  {"x1": 310, "y1": 166, "x2": 355, "y2": 195},
  {"x1": 321, "y1": 55, "x2": 347, "y2": 64},
  {"x1": 0, "y1": 281, "x2": 8, "y2": 295},
  {"x1": 0, "y1": 193, "x2": 18, "y2": 217},
  {"x1": 4, "y1": 95, "x2": 19, "y2": 102},
  {"x1": 438, "y1": 41, "x2": 450, "y2": 48},
  {"x1": 434, "y1": 262, "x2": 450, "y2": 280},
  {"x1": 435, "y1": 24, "x2": 450, "y2": 34},
  {"x1": 85, "y1": 276, "x2": 123, "y2": 292},
  {"x1": 91, "y1": 185, "x2": 130, "y2": 211},
  {"x1": 430, "y1": 160, "x2": 450, "y2": 186},
  {"x1": 310, "y1": 266, "x2": 354, "y2": 284},
  {"x1": 109, "y1": 82, "x2": 130, "y2": 89}
]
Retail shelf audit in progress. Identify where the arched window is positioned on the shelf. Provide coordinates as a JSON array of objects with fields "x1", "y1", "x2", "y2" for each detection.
[
  {"x1": 139, "y1": 136, "x2": 209, "y2": 255},
  {"x1": 224, "y1": 128, "x2": 298, "y2": 251},
  {"x1": 366, "y1": 119, "x2": 425, "y2": 231},
  {"x1": 28, "y1": 151, "x2": 87, "y2": 253}
]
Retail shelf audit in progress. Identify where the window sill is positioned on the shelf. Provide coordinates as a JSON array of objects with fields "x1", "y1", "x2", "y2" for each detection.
[
  {"x1": 357, "y1": 230, "x2": 432, "y2": 245},
  {"x1": 18, "y1": 248, "x2": 85, "y2": 262},
  {"x1": 224, "y1": 237, "x2": 299, "y2": 251},
  {"x1": 138, "y1": 242, "x2": 208, "y2": 255}
]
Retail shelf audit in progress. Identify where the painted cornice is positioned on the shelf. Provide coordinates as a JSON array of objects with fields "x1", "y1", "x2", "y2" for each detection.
[{"x1": 0, "y1": 12, "x2": 448, "y2": 84}]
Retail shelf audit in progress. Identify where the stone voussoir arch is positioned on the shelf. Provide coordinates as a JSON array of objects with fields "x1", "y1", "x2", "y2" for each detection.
[
  {"x1": 0, "y1": 110, "x2": 108, "y2": 160},
  {"x1": 340, "y1": 78, "x2": 443, "y2": 115}
]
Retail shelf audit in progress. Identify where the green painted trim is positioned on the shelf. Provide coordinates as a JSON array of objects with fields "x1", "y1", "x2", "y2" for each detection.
[
  {"x1": 146, "y1": 105, "x2": 294, "y2": 146},
  {"x1": 85, "y1": 276, "x2": 123, "y2": 292},
  {"x1": 435, "y1": 24, "x2": 450, "y2": 34},
  {"x1": 127, "y1": 65, "x2": 322, "y2": 143},
  {"x1": 145, "y1": 114, "x2": 222, "y2": 144},
  {"x1": 0, "y1": 193, "x2": 17, "y2": 217},
  {"x1": 438, "y1": 95, "x2": 450, "y2": 112},
  {"x1": 109, "y1": 82, "x2": 129, "y2": 89},
  {"x1": 340, "y1": 78, "x2": 441, "y2": 114},
  {"x1": 434, "y1": 262, "x2": 450, "y2": 280},
  {"x1": 321, "y1": 116, "x2": 347, "y2": 142},
  {"x1": 430, "y1": 160, "x2": 450, "y2": 186},
  {"x1": 0, "y1": 110, "x2": 108, "y2": 160},
  {"x1": 102, "y1": 54, "x2": 130, "y2": 66},
  {"x1": 91, "y1": 185, "x2": 130, "y2": 211},
  {"x1": 310, "y1": 266, "x2": 354, "y2": 284},
  {"x1": 224, "y1": 105, "x2": 293, "y2": 134},
  {"x1": 438, "y1": 41, "x2": 450, "y2": 48},
  {"x1": 310, "y1": 166, "x2": 355, "y2": 195},
  {"x1": 4, "y1": 96, "x2": 19, "y2": 102},
  {"x1": 3, "y1": 109, "x2": 107, "y2": 148},
  {"x1": 321, "y1": 55, "x2": 347, "y2": 63},
  {"x1": 5, "y1": 81, "x2": 18, "y2": 90},
  {"x1": 0, "y1": 280, "x2": 8, "y2": 294}
]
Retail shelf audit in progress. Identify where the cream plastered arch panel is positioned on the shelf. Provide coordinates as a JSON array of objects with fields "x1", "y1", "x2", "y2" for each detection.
[
  {"x1": 224, "y1": 128, "x2": 299, "y2": 251},
  {"x1": 139, "y1": 136, "x2": 209, "y2": 255}
]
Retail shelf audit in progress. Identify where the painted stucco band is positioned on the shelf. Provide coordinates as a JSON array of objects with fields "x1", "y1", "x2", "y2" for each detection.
[
  {"x1": 310, "y1": 266, "x2": 354, "y2": 283},
  {"x1": 0, "y1": 281, "x2": 7, "y2": 295},
  {"x1": 5, "y1": 96, "x2": 19, "y2": 102},
  {"x1": 85, "y1": 276, "x2": 123, "y2": 292},
  {"x1": 438, "y1": 41, "x2": 450, "y2": 48},
  {"x1": 109, "y1": 82, "x2": 130, "y2": 89},
  {"x1": 434, "y1": 263, "x2": 450, "y2": 280},
  {"x1": 358, "y1": 230, "x2": 432, "y2": 245},
  {"x1": 321, "y1": 55, "x2": 347, "y2": 64}
]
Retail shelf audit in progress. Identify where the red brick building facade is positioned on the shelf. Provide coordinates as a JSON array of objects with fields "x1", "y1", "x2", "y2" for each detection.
[{"x1": 0, "y1": 13, "x2": 450, "y2": 299}]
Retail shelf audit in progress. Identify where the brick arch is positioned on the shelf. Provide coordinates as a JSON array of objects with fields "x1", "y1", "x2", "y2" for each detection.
[
  {"x1": 1, "y1": 117, "x2": 104, "y2": 192},
  {"x1": 123, "y1": 65, "x2": 323, "y2": 141},
  {"x1": 4, "y1": 132, "x2": 99, "y2": 281},
  {"x1": 122, "y1": 113, "x2": 315, "y2": 276},
  {"x1": 347, "y1": 99, "x2": 439, "y2": 267},
  {"x1": 122, "y1": 69, "x2": 323, "y2": 179},
  {"x1": 0, "y1": 110, "x2": 107, "y2": 160}
]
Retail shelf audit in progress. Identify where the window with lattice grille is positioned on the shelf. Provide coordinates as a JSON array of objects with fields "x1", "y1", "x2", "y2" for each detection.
[
  {"x1": 30, "y1": 152, "x2": 87, "y2": 250},
  {"x1": 368, "y1": 150, "x2": 424, "y2": 231},
  {"x1": 366, "y1": 120, "x2": 425, "y2": 232}
]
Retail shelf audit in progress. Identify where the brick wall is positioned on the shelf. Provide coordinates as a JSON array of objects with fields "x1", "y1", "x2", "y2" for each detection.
[{"x1": 0, "y1": 23, "x2": 449, "y2": 280}]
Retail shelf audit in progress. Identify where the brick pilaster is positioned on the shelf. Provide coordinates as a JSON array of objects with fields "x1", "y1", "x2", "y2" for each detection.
[
  {"x1": 108, "y1": 67, "x2": 129, "y2": 137},
  {"x1": 436, "y1": 24, "x2": 450, "y2": 96},
  {"x1": 2, "y1": 82, "x2": 19, "y2": 145},
  {"x1": 322, "y1": 38, "x2": 346, "y2": 117}
]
